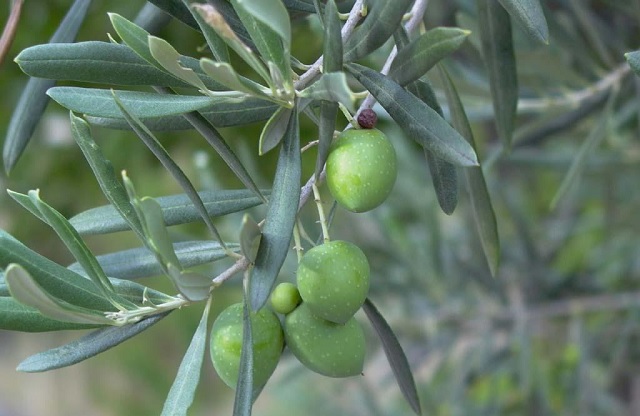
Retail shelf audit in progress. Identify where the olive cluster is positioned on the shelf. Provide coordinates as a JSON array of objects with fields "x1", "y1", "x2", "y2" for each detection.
[{"x1": 208, "y1": 125, "x2": 398, "y2": 388}]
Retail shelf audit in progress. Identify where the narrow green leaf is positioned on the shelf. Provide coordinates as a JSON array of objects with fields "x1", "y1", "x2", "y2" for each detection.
[
  {"x1": 182, "y1": 0, "x2": 230, "y2": 62},
  {"x1": 49, "y1": 88, "x2": 224, "y2": 119},
  {"x1": 477, "y1": 0, "x2": 519, "y2": 147},
  {"x1": 346, "y1": 63, "x2": 479, "y2": 166},
  {"x1": 551, "y1": 92, "x2": 616, "y2": 209},
  {"x1": 113, "y1": 93, "x2": 227, "y2": 253},
  {"x1": 6, "y1": 264, "x2": 115, "y2": 326},
  {"x1": 0, "y1": 296, "x2": 99, "y2": 332},
  {"x1": 70, "y1": 189, "x2": 266, "y2": 235},
  {"x1": 498, "y1": 0, "x2": 549, "y2": 44},
  {"x1": 133, "y1": 2, "x2": 173, "y2": 35},
  {"x1": 8, "y1": 190, "x2": 135, "y2": 310},
  {"x1": 259, "y1": 107, "x2": 293, "y2": 155},
  {"x1": 231, "y1": 0, "x2": 292, "y2": 95},
  {"x1": 250, "y1": 109, "x2": 301, "y2": 311},
  {"x1": 147, "y1": 0, "x2": 200, "y2": 30},
  {"x1": 298, "y1": 72, "x2": 355, "y2": 109},
  {"x1": 171, "y1": 102, "x2": 268, "y2": 203},
  {"x1": 283, "y1": 0, "x2": 317, "y2": 14},
  {"x1": 70, "y1": 113, "x2": 144, "y2": 239},
  {"x1": 315, "y1": 101, "x2": 338, "y2": 180},
  {"x1": 68, "y1": 241, "x2": 239, "y2": 281},
  {"x1": 196, "y1": 0, "x2": 255, "y2": 47},
  {"x1": 343, "y1": 0, "x2": 413, "y2": 62},
  {"x1": 109, "y1": 12, "x2": 157, "y2": 64},
  {"x1": 322, "y1": 0, "x2": 343, "y2": 73},
  {"x1": 161, "y1": 300, "x2": 210, "y2": 416},
  {"x1": 625, "y1": 51, "x2": 640, "y2": 76},
  {"x1": 192, "y1": 4, "x2": 271, "y2": 84},
  {"x1": 438, "y1": 65, "x2": 499, "y2": 276},
  {"x1": 200, "y1": 58, "x2": 270, "y2": 98},
  {"x1": 0, "y1": 230, "x2": 116, "y2": 312},
  {"x1": 232, "y1": 0, "x2": 291, "y2": 48},
  {"x1": 363, "y1": 299, "x2": 421, "y2": 416},
  {"x1": 15, "y1": 42, "x2": 208, "y2": 88},
  {"x1": 233, "y1": 298, "x2": 254, "y2": 416},
  {"x1": 3, "y1": 0, "x2": 91, "y2": 173},
  {"x1": 406, "y1": 79, "x2": 459, "y2": 215},
  {"x1": 17, "y1": 312, "x2": 170, "y2": 372},
  {"x1": 149, "y1": 36, "x2": 211, "y2": 93},
  {"x1": 85, "y1": 98, "x2": 277, "y2": 130},
  {"x1": 240, "y1": 214, "x2": 262, "y2": 263},
  {"x1": 389, "y1": 27, "x2": 470, "y2": 86}
]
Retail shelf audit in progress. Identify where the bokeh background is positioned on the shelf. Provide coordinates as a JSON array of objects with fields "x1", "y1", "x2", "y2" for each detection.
[{"x1": 2, "y1": 1, "x2": 640, "y2": 415}]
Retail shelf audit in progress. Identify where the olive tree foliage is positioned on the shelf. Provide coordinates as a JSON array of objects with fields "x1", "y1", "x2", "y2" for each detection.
[{"x1": 2, "y1": 0, "x2": 640, "y2": 414}]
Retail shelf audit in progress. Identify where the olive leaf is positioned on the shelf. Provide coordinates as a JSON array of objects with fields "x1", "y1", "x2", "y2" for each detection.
[
  {"x1": 240, "y1": 214, "x2": 262, "y2": 263},
  {"x1": 182, "y1": 0, "x2": 230, "y2": 62},
  {"x1": 498, "y1": 0, "x2": 548, "y2": 44},
  {"x1": 233, "y1": 298, "x2": 254, "y2": 416},
  {"x1": 250, "y1": 108, "x2": 301, "y2": 311},
  {"x1": 0, "y1": 296, "x2": 99, "y2": 332},
  {"x1": 259, "y1": 106, "x2": 293, "y2": 155},
  {"x1": 17, "y1": 312, "x2": 171, "y2": 372},
  {"x1": 3, "y1": 0, "x2": 91, "y2": 173},
  {"x1": 161, "y1": 300, "x2": 211, "y2": 416}
]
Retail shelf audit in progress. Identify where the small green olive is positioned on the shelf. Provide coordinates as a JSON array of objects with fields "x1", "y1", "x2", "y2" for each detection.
[
  {"x1": 297, "y1": 240, "x2": 369, "y2": 324},
  {"x1": 209, "y1": 303, "x2": 283, "y2": 389},
  {"x1": 326, "y1": 128, "x2": 397, "y2": 213},
  {"x1": 270, "y1": 282, "x2": 302, "y2": 315},
  {"x1": 284, "y1": 303, "x2": 365, "y2": 378}
]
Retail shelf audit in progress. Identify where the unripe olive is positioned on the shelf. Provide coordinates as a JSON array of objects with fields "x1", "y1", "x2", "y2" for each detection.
[
  {"x1": 284, "y1": 303, "x2": 365, "y2": 378},
  {"x1": 209, "y1": 303, "x2": 283, "y2": 389},
  {"x1": 296, "y1": 240, "x2": 369, "y2": 324},
  {"x1": 270, "y1": 282, "x2": 302, "y2": 315},
  {"x1": 326, "y1": 128, "x2": 397, "y2": 213}
]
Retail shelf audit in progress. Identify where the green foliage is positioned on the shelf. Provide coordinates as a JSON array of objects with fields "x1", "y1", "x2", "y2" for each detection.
[{"x1": 2, "y1": 0, "x2": 640, "y2": 415}]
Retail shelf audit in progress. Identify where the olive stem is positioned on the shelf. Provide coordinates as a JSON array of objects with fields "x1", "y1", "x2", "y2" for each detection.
[
  {"x1": 312, "y1": 183, "x2": 330, "y2": 244},
  {"x1": 293, "y1": 222, "x2": 304, "y2": 262},
  {"x1": 338, "y1": 102, "x2": 360, "y2": 129}
]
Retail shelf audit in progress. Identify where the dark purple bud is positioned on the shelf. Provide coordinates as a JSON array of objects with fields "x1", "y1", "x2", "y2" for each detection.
[{"x1": 357, "y1": 109, "x2": 377, "y2": 129}]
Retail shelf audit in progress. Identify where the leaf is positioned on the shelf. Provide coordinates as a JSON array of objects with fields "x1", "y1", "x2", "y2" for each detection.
[
  {"x1": 70, "y1": 189, "x2": 266, "y2": 235},
  {"x1": 283, "y1": 0, "x2": 317, "y2": 14},
  {"x1": 17, "y1": 312, "x2": 170, "y2": 372},
  {"x1": 297, "y1": 72, "x2": 355, "y2": 109},
  {"x1": 250, "y1": 109, "x2": 301, "y2": 311},
  {"x1": 48, "y1": 87, "x2": 226, "y2": 119},
  {"x1": 315, "y1": 101, "x2": 338, "y2": 180},
  {"x1": 3, "y1": 0, "x2": 91, "y2": 173},
  {"x1": 147, "y1": 0, "x2": 199, "y2": 30},
  {"x1": 109, "y1": 12, "x2": 157, "y2": 64},
  {"x1": 70, "y1": 113, "x2": 145, "y2": 239},
  {"x1": 161, "y1": 300, "x2": 210, "y2": 416},
  {"x1": 8, "y1": 190, "x2": 135, "y2": 309},
  {"x1": 346, "y1": 63, "x2": 479, "y2": 166},
  {"x1": 5, "y1": 264, "x2": 115, "y2": 326},
  {"x1": 240, "y1": 214, "x2": 262, "y2": 263},
  {"x1": 477, "y1": 0, "x2": 519, "y2": 147},
  {"x1": 192, "y1": 4, "x2": 271, "y2": 84},
  {"x1": 625, "y1": 50, "x2": 640, "y2": 76},
  {"x1": 405, "y1": 79, "x2": 459, "y2": 215},
  {"x1": 200, "y1": 58, "x2": 270, "y2": 98},
  {"x1": 343, "y1": 0, "x2": 413, "y2": 62},
  {"x1": 551, "y1": 91, "x2": 616, "y2": 209},
  {"x1": 438, "y1": 65, "x2": 500, "y2": 277},
  {"x1": 0, "y1": 230, "x2": 116, "y2": 312},
  {"x1": 149, "y1": 36, "x2": 211, "y2": 93},
  {"x1": 182, "y1": 0, "x2": 230, "y2": 62},
  {"x1": 15, "y1": 42, "x2": 214, "y2": 88},
  {"x1": 68, "y1": 241, "x2": 238, "y2": 280},
  {"x1": 497, "y1": 0, "x2": 549, "y2": 44},
  {"x1": 259, "y1": 106, "x2": 293, "y2": 155},
  {"x1": 0, "y1": 296, "x2": 99, "y2": 332},
  {"x1": 233, "y1": 298, "x2": 254, "y2": 416},
  {"x1": 363, "y1": 299, "x2": 421, "y2": 415},
  {"x1": 389, "y1": 27, "x2": 470, "y2": 86},
  {"x1": 322, "y1": 0, "x2": 343, "y2": 73},
  {"x1": 231, "y1": 0, "x2": 292, "y2": 94},
  {"x1": 84, "y1": 98, "x2": 277, "y2": 130}
]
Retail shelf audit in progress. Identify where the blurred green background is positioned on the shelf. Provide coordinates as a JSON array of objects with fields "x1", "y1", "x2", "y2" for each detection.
[{"x1": 2, "y1": 0, "x2": 640, "y2": 415}]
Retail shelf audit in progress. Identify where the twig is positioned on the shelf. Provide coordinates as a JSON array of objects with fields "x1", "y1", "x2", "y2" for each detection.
[{"x1": 0, "y1": 0, "x2": 24, "y2": 67}]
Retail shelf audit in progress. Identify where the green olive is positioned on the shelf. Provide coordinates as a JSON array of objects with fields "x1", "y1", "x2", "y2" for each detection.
[
  {"x1": 326, "y1": 128, "x2": 397, "y2": 213},
  {"x1": 284, "y1": 303, "x2": 365, "y2": 378},
  {"x1": 209, "y1": 303, "x2": 283, "y2": 389},
  {"x1": 297, "y1": 240, "x2": 369, "y2": 324},
  {"x1": 270, "y1": 282, "x2": 302, "y2": 315}
]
